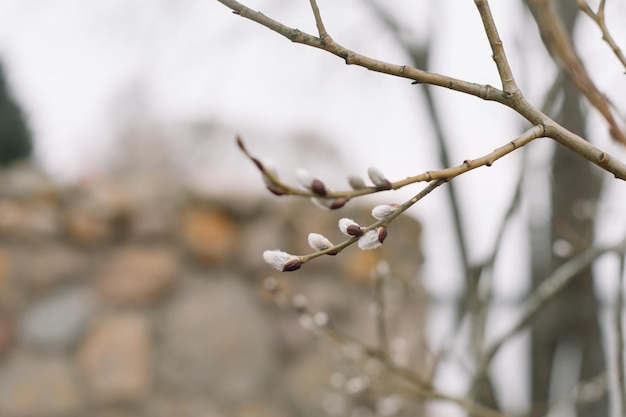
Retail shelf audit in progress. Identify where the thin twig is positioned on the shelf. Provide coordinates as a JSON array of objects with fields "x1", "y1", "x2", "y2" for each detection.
[
  {"x1": 263, "y1": 277, "x2": 511, "y2": 417},
  {"x1": 238, "y1": 125, "x2": 544, "y2": 201},
  {"x1": 220, "y1": 0, "x2": 502, "y2": 99},
  {"x1": 297, "y1": 179, "x2": 446, "y2": 265},
  {"x1": 526, "y1": 0, "x2": 626, "y2": 145},
  {"x1": 242, "y1": 127, "x2": 543, "y2": 269},
  {"x1": 219, "y1": 0, "x2": 626, "y2": 179},
  {"x1": 308, "y1": 0, "x2": 328, "y2": 39},
  {"x1": 474, "y1": 236, "x2": 626, "y2": 382},
  {"x1": 474, "y1": 0, "x2": 519, "y2": 95},
  {"x1": 468, "y1": 150, "x2": 527, "y2": 393},
  {"x1": 615, "y1": 251, "x2": 626, "y2": 415},
  {"x1": 372, "y1": 260, "x2": 389, "y2": 355},
  {"x1": 578, "y1": 0, "x2": 626, "y2": 70}
]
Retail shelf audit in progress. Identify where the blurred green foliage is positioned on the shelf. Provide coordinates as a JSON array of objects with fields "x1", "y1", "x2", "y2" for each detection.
[{"x1": 0, "y1": 62, "x2": 31, "y2": 165}]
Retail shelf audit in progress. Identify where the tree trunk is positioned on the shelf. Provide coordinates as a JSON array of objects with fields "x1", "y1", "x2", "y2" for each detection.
[{"x1": 530, "y1": 2, "x2": 606, "y2": 415}]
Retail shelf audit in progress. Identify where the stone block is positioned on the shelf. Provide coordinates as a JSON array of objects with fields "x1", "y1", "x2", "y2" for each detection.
[
  {"x1": 0, "y1": 354, "x2": 83, "y2": 416},
  {"x1": 77, "y1": 314, "x2": 151, "y2": 404},
  {"x1": 97, "y1": 245, "x2": 179, "y2": 305}
]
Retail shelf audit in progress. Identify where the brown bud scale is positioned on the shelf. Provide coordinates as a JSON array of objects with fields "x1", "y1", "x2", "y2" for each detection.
[
  {"x1": 311, "y1": 179, "x2": 327, "y2": 196},
  {"x1": 252, "y1": 157, "x2": 264, "y2": 171},
  {"x1": 330, "y1": 197, "x2": 349, "y2": 210},
  {"x1": 377, "y1": 226, "x2": 388, "y2": 243},
  {"x1": 266, "y1": 186, "x2": 286, "y2": 196},
  {"x1": 346, "y1": 224, "x2": 364, "y2": 237},
  {"x1": 283, "y1": 258, "x2": 303, "y2": 272}
]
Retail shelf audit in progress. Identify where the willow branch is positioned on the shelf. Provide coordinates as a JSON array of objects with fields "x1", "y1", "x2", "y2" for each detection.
[
  {"x1": 526, "y1": 0, "x2": 626, "y2": 145},
  {"x1": 219, "y1": 0, "x2": 626, "y2": 179},
  {"x1": 297, "y1": 179, "x2": 446, "y2": 266},
  {"x1": 308, "y1": 0, "x2": 328, "y2": 39},
  {"x1": 398, "y1": 125, "x2": 543, "y2": 184},
  {"x1": 474, "y1": 0, "x2": 519, "y2": 94},
  {"x1": 239, "y1": 125, "x2": 544, "y2": 202},
  {"x1": 578, "y1": 0, "x2": 626, "y2": 70},
  {"x1": 468, "y1": 152, "x2": 526, "y2": 393},
  {"x1": 220, "y1": 0, "x2": 509, "y2": 102}
]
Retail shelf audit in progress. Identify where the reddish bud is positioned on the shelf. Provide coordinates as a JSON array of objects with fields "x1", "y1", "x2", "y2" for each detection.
[
  {"x1": 377, "y1": 226, "x2": 388, "y2": 243},
  {"x1": 263, "y1": 250, "x2": 300, "y2": 271},
  {"x1": 311, "y1": 179, "x2": 327, "y2": 196},
  {"x1": 236, "y1": 135, "x2": 245, "y2": 150},
  {"x1": 339, "y1": 218, "x2": 362, "y2": 237},
  {"x1": 330, "y1": 197, "x2": 349, "y2": 210},
  {"x1": 266, "y1": 186, "x2": 286, "y2": 196},
  {"x1": 251, "y1": 157, "x2": 264, "y2": 171},
  {"x1": 347, "y1": 224, "x2": 364, "y2": 237},
  {"x1": 283, "y1": 258, "x2": 303, "y2": 272}
]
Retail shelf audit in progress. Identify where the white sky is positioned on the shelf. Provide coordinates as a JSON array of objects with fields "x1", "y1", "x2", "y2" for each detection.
[{"x1": 0, "y1": 0, "x2": 625, "y2": 413}]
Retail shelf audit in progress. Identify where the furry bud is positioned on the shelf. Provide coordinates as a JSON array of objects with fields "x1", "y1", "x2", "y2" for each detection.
[
  {"x1": 367, "y1": 166, "x2": 392, "y2": 190},
  {"x1": 371, "y1": 204, "x2": 398, "y2": 220},
  {"x1": 263, "y1": 250, "x2": 302, "y2": 271},
  {"x1": 339, "y1": 218, "x2": 363, "y2": 237}
]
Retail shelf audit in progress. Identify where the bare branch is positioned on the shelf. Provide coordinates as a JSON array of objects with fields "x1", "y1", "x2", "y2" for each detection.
[
  {"x1": 578, "y1": 0, "x2": 626, "y2": 70},
  {"x1": 526, "y1": 0, "x2": 626, "y2": 145},
  {"x1": 219, "y1": 0, "x2": 626, "y2": 179},
  {"x1": 218, "y1": 0, "x2": 506, "y2": 101},
  {"x1": 396, "y1": 125, "x2": 544, "y2": 186},
  {"x1": 474, "y1": 0, "x2": 519, "y2": 94},
  {"x1": 297, "y1": 179, "x2": 446, "y2": 266},
  {"x1": 263, "y1": 277, "x2": 512, "y2": 417},
  {"x1": 474, "y1": 236, "x2": 626, "y2": 382},
  {"x1": 246, "y1": 126, "x2": 547, "y2": 271},
  {"x1": 308, "y1": 0, "x2": 328, "y2": 39},
  {"x1": 239, "y1": 125, "x2": 544, "y2": 202},
  {"x1": 468, "y1": 152, "x2": 527, "y2": 394}
]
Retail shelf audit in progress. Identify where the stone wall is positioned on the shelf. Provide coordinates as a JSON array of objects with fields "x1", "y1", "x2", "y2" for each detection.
[{"x1": 0, "y1": 163, "x2": 426, "y2": 417}]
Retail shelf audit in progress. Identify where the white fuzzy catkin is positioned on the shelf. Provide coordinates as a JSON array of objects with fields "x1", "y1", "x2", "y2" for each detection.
[
  {"x1": 357, "y1": 230, "x2": 382, "y2": 250},
  {"x1": 307, "y1": 233, "x2": 333, "y2": 251},
  {"x1": 371, "y1": 204, "x2": 397, "y2": 220},
  {"x1": 367, "y1": 166, "x2": 388, "y2": 187},
  {"x1": 263, "y1": 250, "x2": 298, "y2": 271},
  {"x1": 338, "y1": 218, "x2": 361, "y2": 236}
]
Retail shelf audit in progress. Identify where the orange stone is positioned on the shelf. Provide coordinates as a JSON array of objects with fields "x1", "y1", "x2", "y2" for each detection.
[{"x1": 179, "y1": 206, "x2": 239, "y2": 263}]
